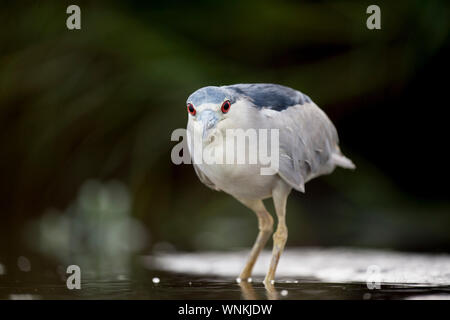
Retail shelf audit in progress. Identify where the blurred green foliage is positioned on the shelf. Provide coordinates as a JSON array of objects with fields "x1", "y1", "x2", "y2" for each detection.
[{"x1": 0, "y1": 0, "x2": 449, "y2": 273}]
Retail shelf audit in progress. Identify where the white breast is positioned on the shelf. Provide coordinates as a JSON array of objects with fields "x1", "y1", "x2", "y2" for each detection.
[{"x1": 191, "y1": 133, "x2": 279, "y2": 200}]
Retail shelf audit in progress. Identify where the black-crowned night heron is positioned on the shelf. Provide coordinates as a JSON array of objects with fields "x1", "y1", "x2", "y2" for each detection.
[{"x1": 186, "y1": 83, "x2": 355, "y2": 285}]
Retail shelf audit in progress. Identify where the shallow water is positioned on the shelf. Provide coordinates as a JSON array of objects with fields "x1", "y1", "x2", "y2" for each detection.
[
  {"x1": 1, "y1": 248, "x2": 450, "y2": 300},
  {"x1": 1, "y1": 271, "x2": 450, "y2": 300}
]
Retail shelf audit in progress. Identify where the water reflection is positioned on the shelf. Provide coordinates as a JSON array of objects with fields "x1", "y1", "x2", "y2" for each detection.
[
  {"x1": 239, "y1": 280, "x2": 295, "y2": 300},
  {"x1": 1, "y1": 268, "x2": 449, "y2": 300},
  {"x1": 239, "y1": 281, "x2": 257, "y2": 300}
]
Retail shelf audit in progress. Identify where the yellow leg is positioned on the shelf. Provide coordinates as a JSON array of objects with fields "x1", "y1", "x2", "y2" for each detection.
[
  {"x1": 264, "y1": 182, "x2": 291, "y2": 286},
  {"x1": 237, "y1": 199, "x2": 273, "y2": 280}
]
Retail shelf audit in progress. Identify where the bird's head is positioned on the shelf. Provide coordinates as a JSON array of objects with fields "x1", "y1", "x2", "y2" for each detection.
[{"x1": 186, "y1": 86, "x2": 238, "y2": 142}]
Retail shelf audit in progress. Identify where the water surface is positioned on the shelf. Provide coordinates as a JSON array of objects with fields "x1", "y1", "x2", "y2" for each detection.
[{"x1": 1, "y1": 248, "x2": 450, "y2": 300}]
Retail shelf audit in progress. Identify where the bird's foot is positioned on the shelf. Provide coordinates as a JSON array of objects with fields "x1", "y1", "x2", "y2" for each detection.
[
  {"x1": 263, "y1": 276, "x2": 275, "y2": 287},
  {"x1": 262, "y1": 278, "x2": 278, "y2": 300},
  {"x1": 238, "y1": 269, "x2": 253, "y2": 282}
]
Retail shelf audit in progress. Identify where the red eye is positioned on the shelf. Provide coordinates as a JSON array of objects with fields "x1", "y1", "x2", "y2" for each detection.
[
  {"x1": 221, "y1": 100, "x2": 231, "y2": 113},
  {"x1": 187, "y1": 103, "x2": 196, "y2": 116}
]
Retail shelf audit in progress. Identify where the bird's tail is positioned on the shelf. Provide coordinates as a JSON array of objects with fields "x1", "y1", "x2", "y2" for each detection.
[{"x1": 331, "y1": 153, "x2": 356, "y2": 170}]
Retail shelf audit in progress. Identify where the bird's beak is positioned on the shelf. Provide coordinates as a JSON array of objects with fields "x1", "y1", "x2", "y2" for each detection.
[{"x1": 198, "y1": 109, "x2": 219, "y2": 140}]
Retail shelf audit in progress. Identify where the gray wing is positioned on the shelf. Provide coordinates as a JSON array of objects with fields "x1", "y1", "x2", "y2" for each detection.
[
  {"x1": 268, "y1": 102, "x2": 354, "y2": 192},
  {"x1": 225, "y1": 83, "x2": 354, "y2": 192},
  {"x1": 225, "y1": 83, "x2": 354, "y2": 191}
]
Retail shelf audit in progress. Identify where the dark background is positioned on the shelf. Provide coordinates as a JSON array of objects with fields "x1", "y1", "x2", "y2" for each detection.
[{"x1": 0, "y1": 0, "x2": 449, "y2": 279}]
